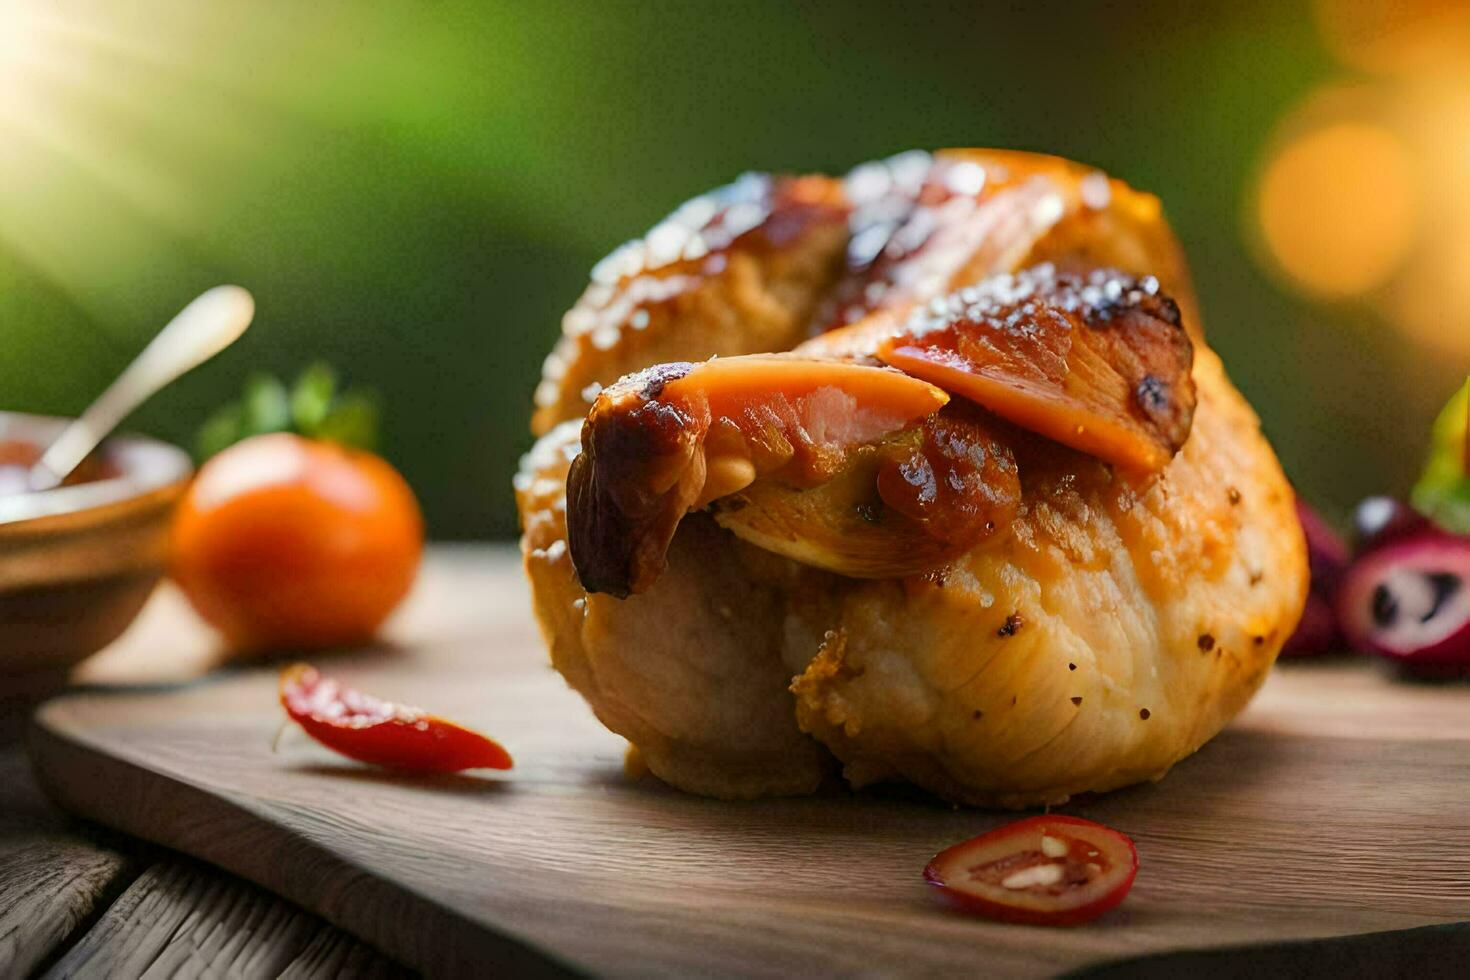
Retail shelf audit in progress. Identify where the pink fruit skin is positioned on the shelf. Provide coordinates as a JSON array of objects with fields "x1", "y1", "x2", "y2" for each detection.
[
  {"x1": 1283, "y1": 500, "x2": 1349, "y2": 656},
  {"x1": 1353, "y1": 496, "x2": 1431, "y2": 555},
  {"x1": 1336, "y1": 529, "x2": 1470, "y2": 672},
  {"x1": 1282, "y1": 592, "x2": 1339, "y2": 656}
]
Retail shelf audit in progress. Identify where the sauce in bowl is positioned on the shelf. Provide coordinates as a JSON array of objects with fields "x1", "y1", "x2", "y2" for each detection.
[{"x1": 0, "y1": 439, "x2": 120, "y2": 497}]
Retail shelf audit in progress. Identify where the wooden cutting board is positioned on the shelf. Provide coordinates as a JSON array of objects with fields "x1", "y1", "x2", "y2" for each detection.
[{"x1": 28, "y1": 547, "x2": 1470, "y2": 978}]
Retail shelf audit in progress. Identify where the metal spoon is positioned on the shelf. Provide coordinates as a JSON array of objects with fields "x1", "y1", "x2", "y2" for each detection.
[{"x1": 28, "y1": 285, "x2": 255, "y2": 491}]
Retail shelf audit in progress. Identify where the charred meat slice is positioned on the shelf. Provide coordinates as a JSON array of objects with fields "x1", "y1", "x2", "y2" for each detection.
[
  {"x1": 712, "y1": 404, "x2": 1020, "y2": 579},
  {"x1": 567, "y1": 356, "x2": 948, "y2": 597},
  {"x1": 878, "y1": 265, "x2": 1195, "y2": 472}
]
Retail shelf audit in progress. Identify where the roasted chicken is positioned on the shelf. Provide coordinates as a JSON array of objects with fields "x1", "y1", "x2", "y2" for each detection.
[{"x1": 517, "y1": 149, "x2": 1307, "y2": 806}]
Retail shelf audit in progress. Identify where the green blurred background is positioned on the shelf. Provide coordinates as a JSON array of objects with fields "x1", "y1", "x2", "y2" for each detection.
[{"x1": 2, "y1": 0, "x2": 1465, "y2": 537}]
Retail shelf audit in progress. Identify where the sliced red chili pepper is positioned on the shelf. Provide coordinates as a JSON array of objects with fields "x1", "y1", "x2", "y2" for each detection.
[
  {"x1": 279, "y1": 663, "x2": 512, "y2": 772},
  {"x1": 923, "y1": 815, "x2": 1137, "y2": 926}
]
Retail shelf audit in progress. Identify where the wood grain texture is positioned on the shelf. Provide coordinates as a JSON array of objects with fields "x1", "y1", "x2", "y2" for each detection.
[
  {"x1": 279, "y1": 925, "x2": 417, "y2": 980},
  {"x1": 0, "y1": 742, "x2": 138, "y2": 978},
  {"x1": 1068, "y1": 921, "x2": 1470, "y2": 979},
  {"x1": 0, "y1": 762, "x2": 412, "y2": 980},
  {"x1": 41, "y1": 859, "x2": 414, "y2": 980},
  {"x1": 29, "y1": 547, "x2": 1470, "y2": 978},
  {"x1": 4, "y1": 630, "x2": 408, "y2": 978}
]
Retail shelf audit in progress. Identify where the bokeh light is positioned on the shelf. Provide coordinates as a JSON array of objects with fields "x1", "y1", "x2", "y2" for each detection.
[
  {"x1": 1255, "y1": 6, "x2": 1470, "y2": 356},
  {"x1": 1255, "y1": 118, "x2": 1419, "y2": 297},
  {"x1": 1315, "y1": 0, "x2": 1470, "y2": 76},
  {"x1": 1388, "y1": 230, "x2": 1470, "y2": 358},
  {"x1": 1247, "y1": 1, "x2": 1469, "y2": 516}
]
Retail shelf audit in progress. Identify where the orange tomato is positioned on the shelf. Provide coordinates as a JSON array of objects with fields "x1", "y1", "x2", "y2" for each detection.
[{"x1": 171, "y1": 433, "x2": 423, "y2": 653}]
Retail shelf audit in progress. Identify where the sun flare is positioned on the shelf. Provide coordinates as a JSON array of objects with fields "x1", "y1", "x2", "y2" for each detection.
[{"x1": 0, "y1": 0, "x2": 265, "y2": 323}]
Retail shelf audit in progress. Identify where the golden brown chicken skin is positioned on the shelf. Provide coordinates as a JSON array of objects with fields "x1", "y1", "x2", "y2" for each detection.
[
  {"x1": 783, "y1": 346, "x2": 1299, "y2": 806},
  {"x1": 518, "y1": 424, "x2": 835, "y2": 798},
  {"x1": 532, "y1": 173, "x2": 853, "y2": 436},
  {"x1": 517, "y1": 149, "x2": 1306, "y2": 806}
]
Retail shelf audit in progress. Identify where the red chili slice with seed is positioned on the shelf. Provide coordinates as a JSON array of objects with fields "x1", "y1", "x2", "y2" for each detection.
[
  {"x1": 280, "y1": 664, "x2": 513, "y2": 772},
  {"x1": 923, "y1": 815, "x2": 1138, "y2": 926}
]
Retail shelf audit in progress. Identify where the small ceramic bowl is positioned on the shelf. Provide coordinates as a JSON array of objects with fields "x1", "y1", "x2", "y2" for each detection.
[{"x1": 0, "y1": 412, "x2": 193, "y2": 678}]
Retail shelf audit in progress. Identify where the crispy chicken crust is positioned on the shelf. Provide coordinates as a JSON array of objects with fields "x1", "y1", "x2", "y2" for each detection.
[
  {"x1": 518, "y1": 423, "x2": 832, "y2": 798},
  {"x1": 531, "y1": 174, "x2": 851, "y2": 436},
  {"x1": 781, "y1": 349, "x2": 1304, "y2": 806},
  {"x1": 516, "y1": 149, "x2": 1306, "y2": 806}
]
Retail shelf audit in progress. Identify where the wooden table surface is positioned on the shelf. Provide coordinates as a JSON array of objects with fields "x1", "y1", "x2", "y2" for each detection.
[
  {"x1": 1, "y1": 574, "x2": 416, "y2": 979},
  {"x1": 8, "y1": 546, "x2": 1470, "y2": 979}
]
